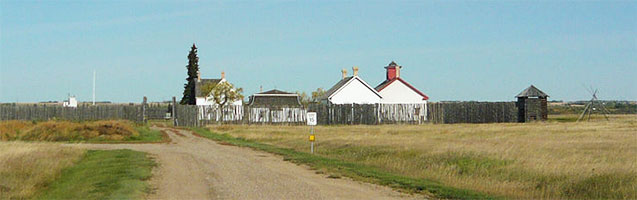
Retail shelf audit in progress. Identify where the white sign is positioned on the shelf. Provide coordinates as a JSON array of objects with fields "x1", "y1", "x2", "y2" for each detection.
[{"x1": 306, "y1": 112, "x2": 317, "y2": 126}]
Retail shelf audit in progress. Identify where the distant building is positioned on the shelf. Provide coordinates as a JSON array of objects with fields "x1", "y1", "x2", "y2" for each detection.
[
  {"x1": 194, "y1": 71, "x2": 242, "y2": 106},
  {"x1": 375, "y1": 61, "x2": 429, "y2": 104},
  {"x1": 320, "y1": 67, "x2": 382, "y2": 105},
  {"x1": 248, "y1": 89, "x2": 302, "y2": 107},
  {"x1": 63, "y1": 96, "x2": 78, "y2": 107},
  {"x1": 516, "y1": 85, "x2": 549, "y2": 122}
]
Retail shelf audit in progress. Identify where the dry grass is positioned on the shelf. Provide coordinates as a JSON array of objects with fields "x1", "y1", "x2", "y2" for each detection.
[
  {"x1": 208, "y1": 115, "x2": 637, "y2": 199},
  {"x1": 0, "y1": 142, "x2": 85, "y2": 199},
  {"x1": 0, "y1": 120, "x2": 140, "y2": 142}
]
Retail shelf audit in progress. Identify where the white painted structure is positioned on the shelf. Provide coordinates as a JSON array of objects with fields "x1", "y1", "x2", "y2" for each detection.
[
  {"x1": 328, "y1": 77, "x2": 382, "y2": 104},
  {"x1": 321, "y1": 67, "x2": 382, "y2": 105},
  {"x1": 63, "y1": 96, "x2": 78, "y2": 107},
  {"x1": 377, "y1": 79, "x2": 428, "y2": 104},
  {"x1": 375, "y1": 61, "x2": 429, "y2": 104},
  {"x1": 195, "y1": 71, "x2": 242, "y2": 106}
]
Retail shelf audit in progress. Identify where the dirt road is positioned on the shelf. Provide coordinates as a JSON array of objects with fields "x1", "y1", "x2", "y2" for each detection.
[{"x1": 68, "y1": 127, "x2": 420, "y2": 200}]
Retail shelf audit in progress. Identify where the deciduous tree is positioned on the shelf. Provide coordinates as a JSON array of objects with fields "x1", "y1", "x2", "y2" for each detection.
[
  {"x1": 311, "y1": 88, "x2": 326, "y2": 102},
  {"x1": 201, "y1": 81, "x2": 244, "y2": 119}
]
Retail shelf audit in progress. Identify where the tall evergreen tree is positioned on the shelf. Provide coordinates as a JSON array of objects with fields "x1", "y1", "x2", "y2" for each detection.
[{"x1": 180, "y1": 44, "x2": 199, "y2": 105}]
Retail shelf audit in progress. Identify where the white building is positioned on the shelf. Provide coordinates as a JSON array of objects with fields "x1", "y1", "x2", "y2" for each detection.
[
  {"x1": 195, "y1": 71, "x2": 243, "y2": 106},
  {"x1": 375, "y1": 61, "x2": 429, "y2": 104},
  {"x1": 63, "y1": 96, "x2": 78, "y2": 107},
  {"x1": 320, "y1": 67, "x2": 382, "y2": 105}
]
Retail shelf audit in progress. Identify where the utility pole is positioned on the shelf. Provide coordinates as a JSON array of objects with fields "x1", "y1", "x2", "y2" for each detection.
[{"x1": 93, "y1": 70, "x2": 96, "y2": 105}]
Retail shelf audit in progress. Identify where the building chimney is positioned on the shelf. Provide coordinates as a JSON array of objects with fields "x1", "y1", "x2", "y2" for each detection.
[
  {"x1": 342, "y1": 69, "x2": 348, "y2": 79},
  {"x1": 260, "y1": 85, "x2": 263, "y2": 92},
  {"x1": 221, "y1": 71, "x2": 225, "y2": 79},
  {"x1": 396, "y1": 66, "x2": 400, "y2": 78},
  {"x1": 353, "y1": 66, "x2": 359, "y2": 76},
  {"x1": 197, "y1": 71, "x2": 201, "y2": 82}
]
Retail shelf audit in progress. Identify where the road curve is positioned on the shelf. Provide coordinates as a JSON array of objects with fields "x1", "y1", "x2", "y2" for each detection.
[{"x1": 67, "y1": 127, "x2": 421, "y2": 200}]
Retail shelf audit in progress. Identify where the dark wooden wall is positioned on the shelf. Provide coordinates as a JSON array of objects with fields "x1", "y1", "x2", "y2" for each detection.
[
  {"x1": 428, "y1": 102, "x2": 518, "y2": 124},
  {"x1": 517, "y1": 97, "x2": 548, "y2": 122},
  {"x1": 0, "y1": 104, "x2": 144, "y2": 123},
  {"x1": 173, "y1": 102, "x2": 517, "y2": 127},
  {"x1": 2, "y1": 101, "x2": 521, "y2": 126}
]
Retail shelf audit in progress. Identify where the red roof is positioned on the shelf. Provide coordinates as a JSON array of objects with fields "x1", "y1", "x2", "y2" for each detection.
[{"x1": 375, "y1": 77, "x2": 429, "y2": 100}]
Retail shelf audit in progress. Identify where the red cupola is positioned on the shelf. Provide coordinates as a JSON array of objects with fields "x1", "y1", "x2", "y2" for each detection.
[{"x1": 384, "y1": 61, "x2": 401, "y2": 80}]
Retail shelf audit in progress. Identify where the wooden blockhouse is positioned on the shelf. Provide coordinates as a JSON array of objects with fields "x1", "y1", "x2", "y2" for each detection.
[{"x1": 516, "y1": 85, "x2": 549, "y2": 122}]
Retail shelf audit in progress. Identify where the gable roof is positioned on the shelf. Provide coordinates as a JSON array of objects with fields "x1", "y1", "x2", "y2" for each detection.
[
  {"x1": 321, "y1": 76, "x2": 382, "y2": 100},
  {"x1": 322, "y1": 77, "x2": 353, "y2": 99},
  {"x1": 248, "y1": 89, "x2": 302, "y2": 106},
  {"x1": 195, "y1": 79, "x2": 222, "y2": 97},
  {"x1": 516, "y1": 85, "x2": 549, "y2": 98},
  {"x1": 248, "y1": 95, "x2": 302, "y2": 106},
  {"x1": 255, "y1": 89, "x2": 296, "y2": 95},
  {"x1": 386, "y1": 61, "x2": 399, "y2": 68},
  {"x1": 375, "y1": 77, "x2": 429, "y2": 100}
]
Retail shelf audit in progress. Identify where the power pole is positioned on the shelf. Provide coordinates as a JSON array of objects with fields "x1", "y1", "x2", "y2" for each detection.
[{"x1": 93, "y1": 70, "x2": 96, "y2": 105}]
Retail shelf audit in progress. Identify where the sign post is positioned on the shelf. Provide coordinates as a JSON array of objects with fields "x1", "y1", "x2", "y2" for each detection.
[{"x1": 307, "y1": 112, "x2": 317, "y2": 154}]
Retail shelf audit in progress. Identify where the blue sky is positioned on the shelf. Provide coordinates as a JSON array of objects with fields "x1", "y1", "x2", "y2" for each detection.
[{"x1": 1, "y1": 1, "x2": 635, "y2": 103}]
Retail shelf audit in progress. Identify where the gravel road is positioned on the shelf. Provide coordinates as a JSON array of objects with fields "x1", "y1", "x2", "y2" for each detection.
[{"x1": 68, "y1": 127, "x2": 421, "y2": 200}]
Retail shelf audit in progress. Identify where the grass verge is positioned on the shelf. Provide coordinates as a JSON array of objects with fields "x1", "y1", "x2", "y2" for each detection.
[
  {"x1": 0, "y1": 120, "x2": 167, "y2": 143},
  {"x1": 190, "y1": 127, "x2": 495, "y2": 199},
  {"x1": 0, "y1": 142, "x2": 84, "y2": 199},
  {"x1": 103, "y1": 126, "x2": 168, "y2": 144},
  {"x1": 35, "y1": 149, "x2": 156, "y2": 200},
  {"x1": 203, "y1": 116, "x2": 637, "y2": 199}
]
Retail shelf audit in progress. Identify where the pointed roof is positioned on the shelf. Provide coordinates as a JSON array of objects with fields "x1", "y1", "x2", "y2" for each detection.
[
  {"x1": 256, "y1": 89, "x2": 296, "y2": 95},
  {"x1": 385, "y1": 61, "x2": 400, "y2": 69},
  {"x1": 516, "y1": 85, "x2": 549, "y2": 98},
  {"x1": 195, "y1": 79, "x2": 222, "y2": 97},
  {"x1": 322, "y1": 77, "x2": 353, "y2": 99},
  {"x1": 320, "y1": 76, "x2": 382, "y2": 100},
  {"x1": 248, "y1": 89, "x2": 301, "y2": 106},
  {"x1": 375, "y1": 77, "x2": 429, "y2": 100}
]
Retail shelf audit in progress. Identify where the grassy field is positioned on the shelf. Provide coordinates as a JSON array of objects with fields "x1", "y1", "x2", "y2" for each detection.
[
  {"x1": 0, "y1": 120, "x2": 159, "y2": 199},
  {"x1": 0, "y1": 120, "x2": 165, "y2": 143},
  {"x1": 192, "y1": 127, "x2": 491, "y2": 199},
  {"x1": 0, "y1": 142, "x2": 84, "y2": 199},
  {"x1": 0, "y1": 143, "x2": 155, "y2": 200},
  {"x1": 200, "y1": 114, "x2": 637, "y2": 199},
  {"x1": 35, "y1": 149, "x2": 155, "y2": 200}
]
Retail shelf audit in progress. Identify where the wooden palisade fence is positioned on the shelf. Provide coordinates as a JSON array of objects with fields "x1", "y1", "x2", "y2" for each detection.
[
  {"x1": 174, "y1": 104, "x2": 307, "y2": 127},
  {"x1": 427, "y1": 102, "x2": 517, "y2": 124},
  {"x1": 2, "y1": 99, "x2": 518, "y2": 126},
  {"x1": 0, "y1": 97, "x2": 167, "y2": 123},
  {"x1": 0, "y1": 104, "x2": 144, "y2": 123}
]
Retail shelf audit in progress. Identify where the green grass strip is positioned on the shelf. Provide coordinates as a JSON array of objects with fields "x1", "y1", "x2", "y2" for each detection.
[
  {"x1": 191, "y1": 127, "x2": 497, "y2": 200},
  {"x1": 35, "y1": 149, "x2": 155, "y2": 200},
  {"x1": 86, "y1": 126, "x2": 166, "y2": 143},
  {"x1": 126, "y1": 126, "x2": 166, "y2": 142}
]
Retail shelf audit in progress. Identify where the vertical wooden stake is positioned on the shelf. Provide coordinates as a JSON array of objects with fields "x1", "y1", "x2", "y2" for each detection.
[
  {"x1": 172, "y1": 97, "x2": 177, "y2": 126},
  {"x1": 142, "y1": 96, "x2": 148, "y2": 124}
]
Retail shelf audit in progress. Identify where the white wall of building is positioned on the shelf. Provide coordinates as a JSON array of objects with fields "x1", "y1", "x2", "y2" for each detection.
[
  {"x1": 196, "y1": 97, "x2": 242, "y2": 106},
  {"x1": 329, "y1": 78, "x2": 381, "y2": 104},
  {"x1": 195, "y1": 78, "x2": 243, "y2": 106},
  {"x1": 378, "y1": 80, "x2": 427, "y2": 104},
  {"x1": 63, "y1": 96, "x2": 78, "y2": 107}
]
